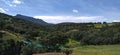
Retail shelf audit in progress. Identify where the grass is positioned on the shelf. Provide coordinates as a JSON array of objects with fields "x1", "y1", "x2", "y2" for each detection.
[
  {"x1": 33, "y1": 45, "x2": 120, "y2": 55},
  {"x1": 73, "y1": 45, "x2": 120, "y2": 55},
  {"x1": 94, "y1": 24, "x2": 103, "y2": 28},
  {"x1": 94, "y1": 23, "x2": 113, "y2": 29},
  {"x1": 0, "y1": 30, "x2": 23, "y2": 42}
]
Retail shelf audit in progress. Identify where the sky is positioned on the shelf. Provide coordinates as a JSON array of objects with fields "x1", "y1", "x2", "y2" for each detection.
[{"x1": 0, "y1": 0, "x2": 120, "y2": 23}]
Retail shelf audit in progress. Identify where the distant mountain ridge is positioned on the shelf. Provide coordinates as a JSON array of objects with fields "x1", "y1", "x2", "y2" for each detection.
[
  {"x1": 0, "y1": 13, "x2": 51, "y2": 37},
  {"x1": 15, "y1": 14, "x2": 52, "y2": 25}
]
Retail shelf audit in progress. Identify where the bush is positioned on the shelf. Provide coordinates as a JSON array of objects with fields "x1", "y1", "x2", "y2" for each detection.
[{"x1": 62, "y1": 48, "x2": 73, "y2": 55}]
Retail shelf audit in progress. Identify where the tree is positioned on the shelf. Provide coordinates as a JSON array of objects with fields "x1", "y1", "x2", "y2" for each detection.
[
  {"x1": 20, "y1": 45, "x2": 33, "y2": 55},
  {"x1": 0, "y1": 22, "x2": 5, "y2": 29},
  {"x1": 33, "y1": 46, "x2": 47, "y2": 53},
  {"x1": 62, "y1": 48, "x2": 72, "y2": 55}
]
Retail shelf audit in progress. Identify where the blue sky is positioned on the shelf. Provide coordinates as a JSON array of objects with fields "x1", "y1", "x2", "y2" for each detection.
[{"x1": 0, "y1": 0, "x2": 120, "y2": 23}]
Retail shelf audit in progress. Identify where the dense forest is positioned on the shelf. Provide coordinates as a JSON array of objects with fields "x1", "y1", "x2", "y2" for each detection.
[{"x1": 0, "y1": 13, "x2": 120, "y2": 55}]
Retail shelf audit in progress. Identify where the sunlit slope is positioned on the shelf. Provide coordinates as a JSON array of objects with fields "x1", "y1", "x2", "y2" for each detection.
[{"x1": 0, "y1": 30, "x2": 23, "y2": 42}]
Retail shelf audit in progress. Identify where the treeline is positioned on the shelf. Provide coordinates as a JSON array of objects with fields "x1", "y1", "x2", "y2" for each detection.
[
  {"x1": 81, "y1": 23, "x2": 120, "y2": 45},
  {"x1": 51, "y1": 22, "x2": 120, "y2": 45}
]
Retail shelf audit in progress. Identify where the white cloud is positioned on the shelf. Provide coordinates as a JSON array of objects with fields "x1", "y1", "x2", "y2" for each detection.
[
  {"x1": 113, "y1": 20, "x2": 120, "y2": 22},
  {"x1": 34, "y1": 16, "x2": 106, "y2": 24},
  {"x1": 12, "y1": 0, "x2": 22, "y2": 4},
  {"x1": 72, "y1": 9, "x2": 78, "y2": 13},
  {"x1": 0, "y1": 8, "x2": 7, "y2": 13},
  {"x1": 2, "y1": 0, "x2": 23, "y2": 7},
  {"x1": 9, "y1": 4, "x2": 17, "y2": 7}
]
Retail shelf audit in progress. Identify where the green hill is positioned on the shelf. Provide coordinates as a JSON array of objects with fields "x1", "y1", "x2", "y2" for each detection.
[
  {"x1": 0, "y1": 30, "x2": 23, "y2": 42},
  {"x1": 0, "y1": 13, "x2": 51, "y2": 38}
]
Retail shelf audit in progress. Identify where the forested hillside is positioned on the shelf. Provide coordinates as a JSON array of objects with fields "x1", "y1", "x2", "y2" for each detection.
[
  {"x1": 0, "y1": 13, "x2": 120, "y2": 55},
  {"x1": 0, "y1": 13, "x2": 51, "y2": 37},
  {"x1": 15, "y1": 14, "x2": 52, "y2": 26}
]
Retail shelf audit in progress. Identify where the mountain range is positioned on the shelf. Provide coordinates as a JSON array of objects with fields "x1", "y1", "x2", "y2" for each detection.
[{"x1": 15, "y1": 14, "x2": 52, "y2": 26}]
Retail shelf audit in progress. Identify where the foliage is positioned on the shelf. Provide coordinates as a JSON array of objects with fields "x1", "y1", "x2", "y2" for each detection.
[
  {"x1": 62, "y1": 48, "x2": 73, "y2": 55},
  {"x1": 73, "y1": 45, "x2": 120, "y2": 55},
  {"x1": 0, "y1": 13, "x2": 120, "y2": 55},
  {"x1": 66, "y1": 39, "x2": 80, "y2": 47}
]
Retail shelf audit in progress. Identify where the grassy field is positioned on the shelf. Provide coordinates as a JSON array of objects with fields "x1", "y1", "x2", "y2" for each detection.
[
  {"x1": 0, "y1": 30, "x2": 23, "y2": 42},
  {"x1": 94, "y1": 23, "x2": 113, "y2": 29},
  {"x1": 73, "y1": 45, "x2": 120, "y2": 55},
  {"x1": 33, "y1": 45, "x2": 120, "y2": 55}
]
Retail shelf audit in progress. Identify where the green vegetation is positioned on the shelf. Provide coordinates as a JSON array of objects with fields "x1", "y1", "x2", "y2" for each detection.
[
  {"x1": 0, "y1": 30, "x2": 23, "y2": 42},
  {"x1": 0, "y1": 13, "x2": 120, "y2": 55},
  {"x1": 66, "y1": 39, "x2": 80, "y2": 47},
  {"x1": 73, "y1": 45, "x2": 120, "y2": 55},
  {"x1": 94, "y1": 24, "x2": 103, "y2": 28}
]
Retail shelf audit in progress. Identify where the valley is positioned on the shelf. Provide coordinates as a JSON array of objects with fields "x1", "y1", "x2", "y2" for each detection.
[{"x1": 0, "y1": 13, "x2": 120, "y2": 55}]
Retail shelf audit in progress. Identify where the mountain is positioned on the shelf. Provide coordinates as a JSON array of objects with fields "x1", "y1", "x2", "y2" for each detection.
[
  {"x1": 15, "y1": 14, "x2": 52, "y2": 25},
  {"x1": 0, "y1": 13, "x2": 51, "y2": 37}
]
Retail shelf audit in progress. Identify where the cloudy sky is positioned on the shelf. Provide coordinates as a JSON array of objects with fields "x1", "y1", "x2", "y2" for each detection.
[{"x1": 0, "y1": 0, "x2": 120, "y2": 23}]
